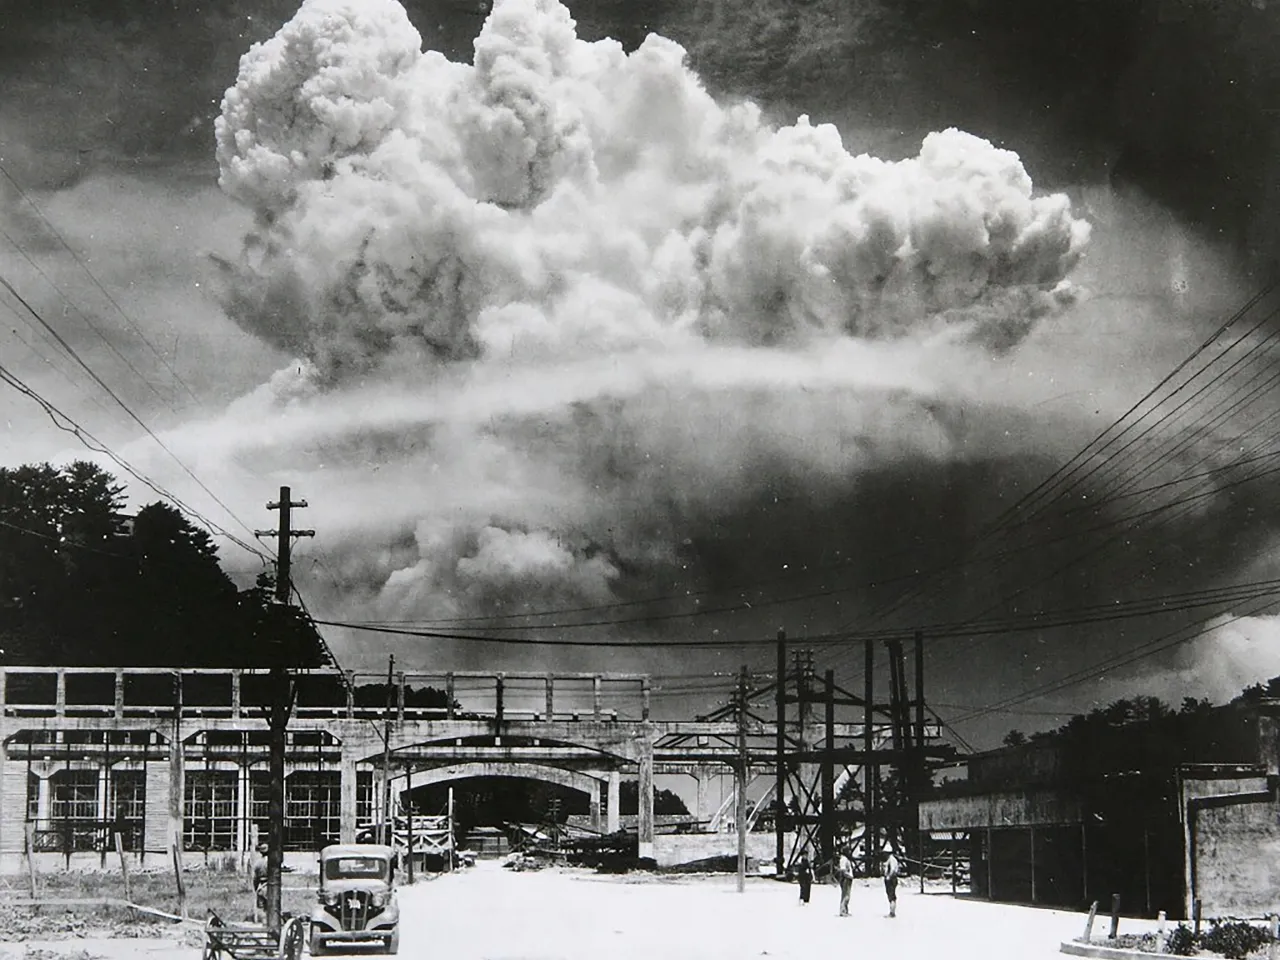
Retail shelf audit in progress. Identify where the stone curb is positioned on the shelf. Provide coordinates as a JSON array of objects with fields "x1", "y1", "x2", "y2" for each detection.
[{"x1": 1061, "y1": 941, "x2": 1166, "y2": 960}]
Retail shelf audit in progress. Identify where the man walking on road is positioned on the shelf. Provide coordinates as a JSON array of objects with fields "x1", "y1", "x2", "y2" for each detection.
[
  {"x1": 883, "y1": 850, "x2": 901, "y2": 918},
  {"x1": 796, "y1": 852, "x2": 813, "y2": 905},
  {"x1": 835, "y1": 845, "x2": 854, "y2": 917}
]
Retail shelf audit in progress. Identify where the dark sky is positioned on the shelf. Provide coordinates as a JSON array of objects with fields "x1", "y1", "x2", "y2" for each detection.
[{"x1": 2, "y1": 0, "x2": 1279, "y2": 751}]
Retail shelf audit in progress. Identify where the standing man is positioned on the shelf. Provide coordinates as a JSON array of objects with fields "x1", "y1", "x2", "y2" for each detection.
[
  {"x1": 835, "y1": 844, "x2": 854, "y2": 917},
  {"x1": 251, "y1": 841, "x2": 270, "y2": 922},
  {"x1": 883, "y1": 849, "x2": 901, "y2": 918},
  {"x1": 796, "y1": 852, "x2": 814, "y2": 905}
]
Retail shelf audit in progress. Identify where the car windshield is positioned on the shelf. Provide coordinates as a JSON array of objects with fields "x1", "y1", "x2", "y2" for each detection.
[{"x1": 324, "y1": 856, "x2": 388, "y2": 880}]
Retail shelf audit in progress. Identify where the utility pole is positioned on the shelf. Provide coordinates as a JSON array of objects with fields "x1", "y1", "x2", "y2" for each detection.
[
  {"x1": 381, "y1": 655, "x2": 395, "y2": 848},
  {"x1": 736, "y1": 665, "x2": 750, "y2": 893},
  {"x1": 253, "y1": 486, "x2": 314, "y2": 936}
]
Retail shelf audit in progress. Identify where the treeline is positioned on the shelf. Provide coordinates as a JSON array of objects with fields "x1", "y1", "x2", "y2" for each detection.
[
  {"x1": 999, "y1": 690, "x2": 1269, "y2": 784},
  {"x1": 0, "y1": 460, "x2": 327, "y2": 668}
]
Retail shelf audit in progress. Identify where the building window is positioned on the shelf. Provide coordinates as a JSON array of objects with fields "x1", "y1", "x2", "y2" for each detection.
[
  {"x1": 26, "y1": 772, "x2": 39, "y2": 822},
  {"x1": 357, "y1": 770, "x2": 374, "y2": 827},
  {"x1": 286, "y1": 771, "x2": 340, "y2": 852},
  {"x1": 184, "y1": 771, "x2": 238, "y2": 852},
  {"x1": 49, "y1": 769, "x2": 100, "y2": 852},
  {"x1": 250, "y1": 770, "x2": 270, "y2": 848},
  {"x1": 111, "y1": 770, "x2": 146, "y2": 851}
]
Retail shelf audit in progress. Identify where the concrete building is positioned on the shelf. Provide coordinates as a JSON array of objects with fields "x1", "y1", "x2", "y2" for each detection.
[
  {"x1": 0, "y1": 666, "x2": 817, "y2": 874},
  {"x1": 919, "y1": 700, "x2": 1280, "y2": 920}
]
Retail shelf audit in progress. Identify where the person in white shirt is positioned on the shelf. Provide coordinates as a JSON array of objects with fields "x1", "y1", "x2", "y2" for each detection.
[
  {"x1": 882, "y1": 850, "x2": 901, "y2": 918},
  {"x1": 835, "y1": 844, "x2": 854, "y2": 917}
]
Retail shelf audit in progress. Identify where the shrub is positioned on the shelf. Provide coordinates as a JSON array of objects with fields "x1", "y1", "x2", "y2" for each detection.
[
  {"x1": 1199, "y1": 921, "x2": 1269, "y2": 960},
  {"x1": 1167, "y1": 923, "x2": 1197, "y2": 956}
]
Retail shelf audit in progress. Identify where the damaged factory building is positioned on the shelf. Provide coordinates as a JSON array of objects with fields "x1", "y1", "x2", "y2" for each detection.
[{"x1": 920, "y1": 698, "x2": 1280, "y2": 920}]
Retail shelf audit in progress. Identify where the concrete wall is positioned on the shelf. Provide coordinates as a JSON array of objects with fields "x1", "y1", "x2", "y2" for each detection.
[
  {"x1": 1184, "y1": 776, "x2": 1280, "y2": 919},
  {"x1": 652, "y1": 830, "x2": 777, "y2": 869},
  {"x1": 920, "y1": 788, "x2": 1081, "y2": 830}
]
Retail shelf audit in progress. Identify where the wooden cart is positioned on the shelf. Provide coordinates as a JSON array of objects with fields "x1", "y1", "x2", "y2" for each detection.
[{"x1": 203, "y1": 912, "x2": 306, "y2": 960}]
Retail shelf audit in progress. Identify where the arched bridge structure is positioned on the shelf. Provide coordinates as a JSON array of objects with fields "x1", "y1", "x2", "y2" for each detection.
[{"x1": 0, "y1": 666, "x2": 874, "y2": 870}]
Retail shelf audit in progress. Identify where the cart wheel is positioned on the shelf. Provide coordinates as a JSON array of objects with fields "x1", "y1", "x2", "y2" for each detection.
[{"x1": 281, "y1": 918, "x2": 306, "y2": 960}]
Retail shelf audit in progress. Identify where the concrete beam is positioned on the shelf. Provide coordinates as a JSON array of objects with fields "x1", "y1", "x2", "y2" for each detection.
[
  {"x1": 390, "y1": 745, "x2": 628, "y2": 762},
  {"x1": 339, "y1": 748, "x2": 359, "y2": 844},
  {"x1": 405, "y1": 762, "x2": 604, "y2": 798}
]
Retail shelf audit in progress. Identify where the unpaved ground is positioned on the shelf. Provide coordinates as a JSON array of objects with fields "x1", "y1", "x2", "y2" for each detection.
[
  {"x1": 0, "y1": 861, "x2": 1164, "y2": 960},
  {"x1": 397, "y1": 861, "x2": 1155, "y2": 960}
]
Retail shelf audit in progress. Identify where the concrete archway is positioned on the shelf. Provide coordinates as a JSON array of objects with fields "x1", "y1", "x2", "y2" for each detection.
[
  {"x1": 409, "y1": 761, "x2": 603, "y2": 797},
  {"x1": 402, "y1": 762, "x2": 607, "y2": 833}
]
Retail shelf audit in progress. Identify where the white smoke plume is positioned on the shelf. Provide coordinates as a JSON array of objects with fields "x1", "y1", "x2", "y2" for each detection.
[
  {"x1": 206, "y1": 0, "x2": 1092, "y2": 653},
  {"x1": 1101, "y1": 615, "x2": 1280, "y2": 709}
]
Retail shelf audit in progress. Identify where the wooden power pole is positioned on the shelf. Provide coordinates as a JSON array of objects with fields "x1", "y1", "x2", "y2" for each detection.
[
  {"x1": 736, "y1": 666, "x2": 750, "y2": 893},
  {"x1": 254, "y1": 486, "x2": 314, "y2": 936}
]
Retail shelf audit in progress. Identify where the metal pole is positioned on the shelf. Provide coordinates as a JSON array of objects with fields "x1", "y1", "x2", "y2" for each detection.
[
  {"x1": 864, "y1": 639, "x2": 874, "y2": 874},
  {"x1": 775, "y1": 630, "x2": 786, "y2": 878},
  {"x1": 822, "y1": 670, "x2": 835, "y2": 865},
  {"x1": 736, "y1": 666, "x2": 749, "y2": 893},
  {"x1": 914, "y1": 629, "x2": 925, "y2": 882},
  {"x1": 447, "y1": 786, "x2": 455, "y2": 872},
  {"x1": 405, "y1": 763, "x2": 414, "y2": 884}
]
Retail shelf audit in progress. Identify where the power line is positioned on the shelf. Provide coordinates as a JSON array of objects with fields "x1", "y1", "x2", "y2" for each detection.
[
  {"x1": 0, "y1": 161, "x2": 200, "y2": 405},
  {"x1": 830, "y1": 281, "x2": 1280, "y2": 638},
  {"x1": 0, "y1": 312, "x2": 116, "y2": 421},
  {"x1": 0, "y1": 226, "x2": 175, "y2": 409},
  {"x1": 315, "y1": 575, "x2": 1280, "y2": 650},
  {"x1": 947, "y1": 591, "x2": 1280, "y2": 727},
  {"x1": 0, "y1": 270, "x2": 265, "y2": 552},
  {"x1": 0, "y1": 361, "x2": 270, "y2": 562}
]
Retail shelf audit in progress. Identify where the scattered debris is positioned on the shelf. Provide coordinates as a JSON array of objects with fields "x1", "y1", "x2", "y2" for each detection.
[{"x1": 0, "y1": 904, "x2": 175, "y2": 942}]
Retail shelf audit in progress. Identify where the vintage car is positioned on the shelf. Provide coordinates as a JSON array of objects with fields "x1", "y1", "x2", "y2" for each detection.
[{"x1": 309, "y1": 844, "x2": 400, "y2": 955}]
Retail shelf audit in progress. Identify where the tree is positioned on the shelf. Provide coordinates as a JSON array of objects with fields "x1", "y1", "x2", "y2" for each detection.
[
  {"x1": 1002, "y1": 729, "x2": 1028, "y2": 747},
  {"x1": 619, "y1": 780, "x2": 690, "y2": 816},
  {"x1": 0, "y1": 460, "x2": 125, "y2": 661},
  {"x1": 0, "y1": 461, "x2": 330, "y2": 669}
]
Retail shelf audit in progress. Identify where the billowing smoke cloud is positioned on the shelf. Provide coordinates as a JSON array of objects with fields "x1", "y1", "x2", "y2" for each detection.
[
  {"x1": 1099, "y1": 615, "x2": 1280, "y2": 709},
  {"x1": 203, "y1": 0, "x2": 1094, "y2": 662},
  {"x1": 214, "y1": 0, "x2": 1088, "y2": 375}
]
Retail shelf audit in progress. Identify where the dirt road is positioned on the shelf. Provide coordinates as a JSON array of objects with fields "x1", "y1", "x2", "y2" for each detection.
[
  {"x1": 396, "y1": 861, "x2": 1131, "y2": 960},
  {"x1": 1, "y1": 862, "x2": 1157, "y2": 960}
]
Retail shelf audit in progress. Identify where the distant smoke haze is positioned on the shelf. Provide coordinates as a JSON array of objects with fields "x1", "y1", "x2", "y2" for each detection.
[
  {"x1": 3, "y1": 0, "x2": 1279, "y2": 746},
  {"x1": 185, "y1": 0, "x2": 1097, "y2": 668}
]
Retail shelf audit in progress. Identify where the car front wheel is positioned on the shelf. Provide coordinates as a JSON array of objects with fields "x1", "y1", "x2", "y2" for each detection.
[{"x1": 385, "y1": 929, "x2": 400, "y2": 955}]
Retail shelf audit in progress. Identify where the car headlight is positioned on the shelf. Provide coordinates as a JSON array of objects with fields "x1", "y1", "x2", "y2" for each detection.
[
  {"x1": 371, "y1": 892, "x2": 388, "y2": 908},
  {"x1": 321, "y1": 891, "x2": 340, "y2": 906}
]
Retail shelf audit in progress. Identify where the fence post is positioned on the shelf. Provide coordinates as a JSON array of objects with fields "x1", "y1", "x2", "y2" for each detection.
[
  {"x1": 172, "y1": 832, "x2": 187, "y2": 921},
  {"x1": 24, "y1": 821, "x2": 38, "y2": 898},
  {"x1": 1109, "y1": 893, "x2": 1121, "y2": 940},
  {"x1": 1083, "y1": 901, "x2": 1099, "y2": 942},
  {"x1": 1193, "y1": 899, "x2": 1202, "y2": 936},
  {"x1": 1157, "y1": 910, "x2": 1166, "y2": 953},
  {"x1": 1268, "y1": 914, "x2": 1278, "y2": 960},
  {"x1": 115, "y1": 829, "x2": 133, "y2": 908}
]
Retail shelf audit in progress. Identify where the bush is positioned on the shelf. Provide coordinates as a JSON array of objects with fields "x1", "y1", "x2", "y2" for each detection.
[
  {"x1": 1199, "y1": 921, "x2": 1269, "y2": 960},
  {"x1": 1167, "y1": 924, "x2": 1197, "y2": 956}
]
